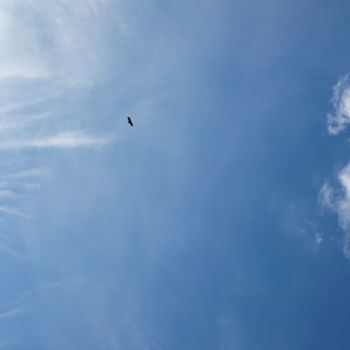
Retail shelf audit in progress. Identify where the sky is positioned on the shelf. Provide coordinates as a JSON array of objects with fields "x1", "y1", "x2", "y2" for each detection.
[{"x1": 1, "y1": 0, "x2": 350, "y2": 349}]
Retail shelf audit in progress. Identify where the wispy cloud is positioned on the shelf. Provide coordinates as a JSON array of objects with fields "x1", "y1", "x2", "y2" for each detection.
[
  {"x1": 319, "y1": 182, "x2": 336, "y2": 211},
  {"x1": 314, "y1": 232, "x2": 323, "y2": 248},
  {"x1": 0, "y1": 1, "x2": 150, "y2": 348},
  {"x1": 0, "y1": 287, "x2": 32, "y2": 324},
  {"x1": 319, "y1": 162, "x2": 350, "y2": 257},
  {"x1": 327, "y1": 73, "x2": 350, "y2": 135},
  {"x1": 0, "y1": 240, "x2": 23, "y2": 258},
  {"x1": 0, "y1": 167, "x2": 49, "y2": 223},
  {"x1": 0, "y1": 0, "x2": 119, "y2": 226},
  {"x1": 318, "y1": 73, "x2": 350, "y2": 257},
  {"x1": 0, "y1": 168, "x2": 49, "y2": 182},
  {"x1": 0, "y1": 0, "x2": 118, "y2": 152},
  {"x1": 0, "y1": 206, "x2": 26, "y2": 217},
  {"x1": 0, "y1": 307, "x2": 23, "y2": 320},
  {"x1": 0, "y1": 131, "x2": 114, "y2": 150},
  {"x1": 0, "y1": 0, "x2": 115, "y2": 84}
]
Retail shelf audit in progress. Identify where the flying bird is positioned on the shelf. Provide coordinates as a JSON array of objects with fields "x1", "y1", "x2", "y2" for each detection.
[{"x1": 127, "y1": 116, "x2": 133, "y2": 127}]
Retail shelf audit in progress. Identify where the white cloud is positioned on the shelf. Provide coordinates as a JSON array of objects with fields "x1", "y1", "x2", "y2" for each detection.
[
  {"x1": 0, "y1": 168, "x2": 48, "y2": 181},
  {"x1": 0, "y1": 0, "x2": 115, "y2": 84},
  {"x1": 0, "y1": 0, "x2": 118, "y2": 149},
  {"x1": 319, "y1": 162, "x2": 350, "y2": 258},
  {"x1": 327, "y1": 73, "x2": 350, "y2": 135},
  {"x1": 314, "y1": 232, "x2": 323, "y2": 247},
  {"x1": 0, "y1": 190, "x2": 15, "y2": 198},
  {"x1": 0, "y1": 168, "x2": 48, "y2": 218},
  {"x1": 0, "y1": 206, "x2": 26, "y2": 217},
  {"x1": 0, "y1": 240, "x2": 22, "y2": 258},
  {"x1": 0, "y1": 0, "x2": 119, "y2": 224},
  {"x1": 0, "y1": 4, "x2": 113, "y2": 161},
  {"x1": 319, "y1": 74, "x2": 350, "y2": 257},
  {"x1": 0, "y1": 306, "x2": 23, "y2": 320},
  {"x1": 0, "y1": 1, "x2": 165, "y2": 348},
  {"x1": 0, "y1": 131, "x2": 114, "y2": 150},
  {"x1": 319, "y1": 182, "x2": 336, "y2": 210}
]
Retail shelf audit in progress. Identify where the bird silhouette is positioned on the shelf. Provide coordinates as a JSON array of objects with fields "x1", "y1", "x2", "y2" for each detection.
[{"x1": 127, "y1": 116, "x2": 133, "y2": 127}]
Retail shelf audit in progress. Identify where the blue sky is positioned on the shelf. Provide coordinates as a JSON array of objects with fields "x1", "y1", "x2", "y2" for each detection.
[{"x1": 1, "y1": 0, "x2": 350, "y2": 349}]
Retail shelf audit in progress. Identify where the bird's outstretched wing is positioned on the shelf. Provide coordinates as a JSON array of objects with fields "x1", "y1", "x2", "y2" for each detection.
[{"x1": 127, "y1": 116, "x2": 133, "y2": 127}]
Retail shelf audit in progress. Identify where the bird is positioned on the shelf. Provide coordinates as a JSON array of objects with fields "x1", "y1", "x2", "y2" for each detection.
[{"x1": 127, "y1": 116, "x2": 133, "y2": 127}]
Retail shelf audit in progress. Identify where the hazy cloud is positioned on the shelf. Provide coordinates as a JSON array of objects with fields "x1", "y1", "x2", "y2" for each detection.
[
  {"x1": 0, "y1": 1, "x2": 150, "y2": 348},
  {"x1": 0, "y1": 0, "x2": 114, "y2": 84},
  {"x1": 0, "y1": 307, "x2": 23, "y2": 320},
  {"x1": 0, "y1": 0, "x2": 117, "y2": 153},
  {"x1": 0, "y1": 0, "x2": 119, "y2": 224},
  {"x1": 318, "y1": 73, "x2": 350, "y2": 257},
  {"x1": 327, "y1": 74, "x2": 350, "y2": 135},
  {"x1": 0, "y1": 131, "x2": 114, "y2": 150},
  {"x1": 314, "y1": 232, "x2": 323, "y2": 247},
  {"x1": 319, "y1": 182, "x2": 336, "y2": 211},
  {"x1": 319, "y1": 162, "x2": 350, "y2": 257}
]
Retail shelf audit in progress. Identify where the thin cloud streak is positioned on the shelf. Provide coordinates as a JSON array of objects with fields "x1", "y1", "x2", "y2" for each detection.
[
  {"x1": 0, "y1": 0, "x2": 117, "y2": 153},
  {"x1": 0, "y1": 168, "x2": 49, "y2": 180},
  {"x1": 0, "y1": 1, "x2": 127, "y2": 346},
  {"x1": 0, "y1": 190, "x2": 16, "y2": 198},
  {"x1": 0, "y1": 206, "x2": 26, "y2": 217},
  {"x1": 0, "y1": 168, "x2": 47, "y2": 220},
  {"x1": 0, "y1": 112, "x2": 52, "y2": 133},
  {"x1": 0, "y1": 182, "x2": 41, "y2": 191},
  {"x1": 0, "y1": 240, "x2": 22, "y2": 258},
  {"x1": 0, "y1": 307, "x2": 23, "y2": 320},
  {"x1": 0, "y1": 168, "x2": 48, "y2": 210},
  {"x1": 0, "y1": 132, "x2": 115, "y2": 150}
]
